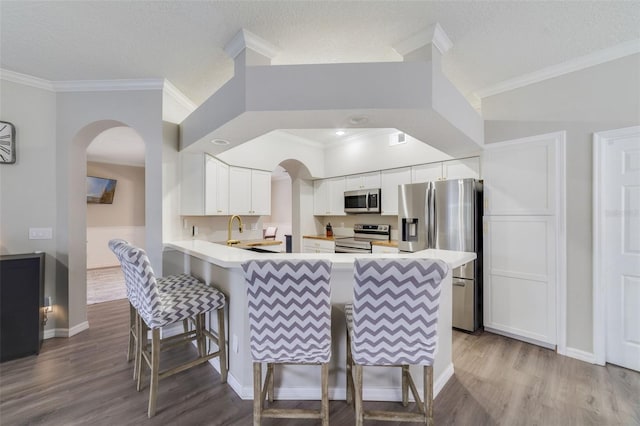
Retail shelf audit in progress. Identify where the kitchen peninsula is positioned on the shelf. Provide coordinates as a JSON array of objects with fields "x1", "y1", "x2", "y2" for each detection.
[{"x1": 163, "y1": 240, "x2": 475, "y2": 401}]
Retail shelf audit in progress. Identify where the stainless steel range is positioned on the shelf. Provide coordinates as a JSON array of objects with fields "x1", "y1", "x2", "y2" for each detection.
[{"x1": 334, "y1": 224, "x2": 391, "y2": 253}]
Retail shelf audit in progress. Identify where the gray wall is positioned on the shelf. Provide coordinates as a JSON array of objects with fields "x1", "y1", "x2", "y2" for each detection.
[
  {"x1": 0, "y1": 80, "x2": 59, "y2": 328},
  {"x1": 482, "y1": 53, "x2": 640, "y2": 353}
]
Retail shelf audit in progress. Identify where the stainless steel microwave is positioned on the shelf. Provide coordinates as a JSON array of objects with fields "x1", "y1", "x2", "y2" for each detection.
[{"x1": 344, "y1": 189, "x2": 381, "y2": 214}]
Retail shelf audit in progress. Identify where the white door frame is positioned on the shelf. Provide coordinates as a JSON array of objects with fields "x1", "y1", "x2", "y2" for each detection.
[{"x1": 593, "y1": 125, "x2": 640, "y2": 366}]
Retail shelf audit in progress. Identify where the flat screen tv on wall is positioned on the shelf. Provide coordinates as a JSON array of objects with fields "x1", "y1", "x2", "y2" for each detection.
[{"x1": 86, "y1": 176, "x2": 117, "y2": 204}]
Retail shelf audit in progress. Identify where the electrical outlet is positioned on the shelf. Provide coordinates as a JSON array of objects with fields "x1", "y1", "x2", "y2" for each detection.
[{"x1": 29, "y1": 227, "x2": 53, "y2": 240}]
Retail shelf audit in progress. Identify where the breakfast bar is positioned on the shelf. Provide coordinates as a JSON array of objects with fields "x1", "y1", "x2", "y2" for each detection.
[{"x1": 163, "y1": 240, "x2": 475, "y2": 402}]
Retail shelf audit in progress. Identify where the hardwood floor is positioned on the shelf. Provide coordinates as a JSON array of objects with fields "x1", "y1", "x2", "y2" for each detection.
[{"x1": 1, "y1": 299, "x2": 638, "y2": 425}]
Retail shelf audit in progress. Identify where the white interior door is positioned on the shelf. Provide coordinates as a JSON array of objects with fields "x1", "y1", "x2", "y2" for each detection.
[{"x1": 600, "y1": 128, "x2": 640, "y2": 371}]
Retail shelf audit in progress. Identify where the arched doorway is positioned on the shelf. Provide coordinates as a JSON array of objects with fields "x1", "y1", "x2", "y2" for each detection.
[{"x1": 85, "y1": 126, "x2": 146, "y2": 305}]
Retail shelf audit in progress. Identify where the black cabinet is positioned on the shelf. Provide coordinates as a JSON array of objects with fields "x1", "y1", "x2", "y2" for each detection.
[{"x1": 0, "y1": 253, "x2": 45, "y2": 362}]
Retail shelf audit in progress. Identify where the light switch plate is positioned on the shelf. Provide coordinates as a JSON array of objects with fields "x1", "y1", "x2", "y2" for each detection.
[{"x1": 29, "y1": 227, "x2": 53, "y2": 240}]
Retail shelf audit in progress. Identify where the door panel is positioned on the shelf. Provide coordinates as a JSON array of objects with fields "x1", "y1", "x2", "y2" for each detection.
[{"x1": 603, "y1": 129, "x2": 640, "y2": 371}]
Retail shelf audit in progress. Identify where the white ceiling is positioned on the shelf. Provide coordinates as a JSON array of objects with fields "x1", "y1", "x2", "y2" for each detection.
[
  {"x1": 86, "y1": 127, "x2": 146, "y2": 167},
  {"x1": 2, "y1": 1, "x2": 639, "y2": 166}
]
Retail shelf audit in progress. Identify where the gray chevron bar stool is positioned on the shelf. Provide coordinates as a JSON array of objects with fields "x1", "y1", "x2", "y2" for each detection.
[
  {"x1": 114, "y1": 241, "x2": 227, "y2": 417},
  {"x1": 108, "y1": 239, "x2": 201, "y2": 379},
  {"x1": 242, "y1": 259, "x2": 332, "y2": 426},
  {"x1": 345, "y1": 258, "x2": 449, "y2": 426}
]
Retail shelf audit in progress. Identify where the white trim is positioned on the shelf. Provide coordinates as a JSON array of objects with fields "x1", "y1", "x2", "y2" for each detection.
[
  {"x1": 555, "y1": 132, "x2": 568, "y2": 357},
  {"x1": 393, "y1": 22, "x2": 453, "y2": 56},
  {"x1": 474, "y1": 38, "x2": 640, "y2": 99},
  {"x1": 43, "y1": 321, "x2": 90, "y2": 338},
  {"x1": 163, "y1": 79, "x2": 197, "y2": 112},
  {"x1": 564, "y1": 347, "x2": 597, "y2": 365},
  {"x1": 68, "y1": 321, "x2": 90, "y2": 337},
  {"x1": 53, "y1": 78, "x2": 164, "y2": 92},
  {"x1": 592, "y1": 125, "x2": 640, "y2": 367},
  {"x1": 0, "y1": 68, "x2": 55, "y2": 91},
  {"x1": 232, "y1": 362, "x2": 454, "y2": 401},
  {"x1": 224, "y1": 28, "x2": 280, "y2": 60}
]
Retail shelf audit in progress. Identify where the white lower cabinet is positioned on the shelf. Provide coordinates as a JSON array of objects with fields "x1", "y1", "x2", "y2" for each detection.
[
  {"x1": 302, "y1": 238, "x2": 335, "y2": 253},
  {"x1": 371, "y1": 244, "x2": 399, "y2": 254}
]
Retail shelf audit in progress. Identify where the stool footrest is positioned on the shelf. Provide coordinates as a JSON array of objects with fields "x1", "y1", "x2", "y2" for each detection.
[
  {"x1": 262, "y1": 408, "x2": 323, "y2": 419},
  {"x1": 364, "y1": 410, "x2": 427, "y2": 422}
]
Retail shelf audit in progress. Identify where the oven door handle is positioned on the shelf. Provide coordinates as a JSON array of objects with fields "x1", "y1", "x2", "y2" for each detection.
[{"x1": 335, "y1": 246, "x2": 370, "y2": 254}]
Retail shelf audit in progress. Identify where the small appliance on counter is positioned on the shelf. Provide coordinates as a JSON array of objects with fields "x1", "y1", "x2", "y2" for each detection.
[
  {"x1": 334, "y1": 224, "x2": 390, "y2": 253},
  {"x1": 398, "y1": 179, "x2": 483, "y2": 332}
]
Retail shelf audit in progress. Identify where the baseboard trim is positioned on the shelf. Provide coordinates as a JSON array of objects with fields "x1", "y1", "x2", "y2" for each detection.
[
  {"x1": 217, "y1": 362, "x2": 455, "y2": 401},
  {"x1": 43, "y1": 321, "x2": 90, "y2": 339},
  {"x1": 564, "y1": 347, "x2": 598, "y2": 365}
]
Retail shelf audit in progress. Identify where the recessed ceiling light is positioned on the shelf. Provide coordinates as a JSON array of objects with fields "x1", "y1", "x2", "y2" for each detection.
[
  {"x1": 335, "y1": 130, "x2": 346, "y2": 136},
  {"x1": 211, "y1": 139, "x2": 230, "y2": 145},
  {"x1": 348, "y1": 115, "x2": 369, "y2": 125}
]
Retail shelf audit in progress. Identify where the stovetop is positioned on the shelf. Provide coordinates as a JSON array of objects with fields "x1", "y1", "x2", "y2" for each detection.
[{"x1": 334, "y1": 224, "x2": 391, "y2": 249}]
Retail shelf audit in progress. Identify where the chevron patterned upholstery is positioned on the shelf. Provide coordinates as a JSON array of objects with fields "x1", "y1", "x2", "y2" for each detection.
[
  {"x1": 345, "y1": 258, "x2": 449, "y2": 425},
  {"x1": 109, "y1": 239, "x2": 228, "y2": 418},
  {"x1": 242, "y1": 259, "x2": 332, "y2": 426},
  {"x1": 242, "y1": 259, "x2": 332, "y2": 363},
  {"x1": 118, "y1": 242, "x2": 225, "y2": 329},
  {"x1": 348, "y1": 258, "x2": 448, "y2": 366}
]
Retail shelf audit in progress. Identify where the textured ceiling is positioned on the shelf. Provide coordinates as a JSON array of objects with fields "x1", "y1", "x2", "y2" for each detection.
[{"x1": 2, "y1": 1, "x2": 639, "y2": 106}]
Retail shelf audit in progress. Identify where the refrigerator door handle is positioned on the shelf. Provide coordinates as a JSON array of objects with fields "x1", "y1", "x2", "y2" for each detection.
[{"x1": 429, "y1": 183, "x2": 436, "y2": 249}]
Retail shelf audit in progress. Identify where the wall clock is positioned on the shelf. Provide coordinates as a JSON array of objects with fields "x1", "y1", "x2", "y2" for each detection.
[{"x1": 0, "y1": 121, "x2": 16, "y2": 164}]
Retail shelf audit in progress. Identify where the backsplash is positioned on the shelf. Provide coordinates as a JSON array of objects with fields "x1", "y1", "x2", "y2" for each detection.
[{"x1": 178, "y1": 216, "x2": 265, "y2": 242}]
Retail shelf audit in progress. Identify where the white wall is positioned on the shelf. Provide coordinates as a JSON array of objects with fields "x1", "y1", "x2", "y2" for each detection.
[
  {"x1": 0, "y1": 79, "x2": 59, "y2": 329},
  {"x1": 482, "y1": 53, "x2": 640, "y2": 354},
  {"x1": 264, "y1": 176, "x2": 292, "y2": 242}
]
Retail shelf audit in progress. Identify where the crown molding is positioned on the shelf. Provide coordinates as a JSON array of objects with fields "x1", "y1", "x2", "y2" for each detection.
[
  {"x1": 224, "y1": 28, "x2": 280, "y2": 60},
  {"x1": 474, "y1": 38, "x2": 640, "y2": 99},
  {"x1": 163, "y1": 79, "x2": 197, "y2": 111},
  {"x1": 393, "y1": 22, "x2": 453, "y2": 57},
  {"x1": 53, "y1": 78, "x2": 164, "y2": 92},
  {"x1": 0, "y1": 68, "x2": 55, "y2": 91}
]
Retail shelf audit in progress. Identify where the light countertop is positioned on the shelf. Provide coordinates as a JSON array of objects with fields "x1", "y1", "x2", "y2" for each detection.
[
  {"x1": 371, "y1": 240, "x2": 399, "y2": 248},
  {"x1": 302, "y1": 234, "x2": 337, "y2": 241},
  {"x1": 164, "y1": 239, "x2": 475, "y2": 270}
]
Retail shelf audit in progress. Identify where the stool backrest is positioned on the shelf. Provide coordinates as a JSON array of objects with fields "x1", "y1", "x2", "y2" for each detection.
[
  {"x1": 242, "y1": 259, "x2": 332, "y2": 363},
  {"x1": 111, "y1": 240, "x2": 160, "y2": 326},
  {"x1": 351, "y1": 258, "x2": 449, "y2": 366},
  {"x1": 108, "y1": 238, "x2": 137, "y2": 306}
]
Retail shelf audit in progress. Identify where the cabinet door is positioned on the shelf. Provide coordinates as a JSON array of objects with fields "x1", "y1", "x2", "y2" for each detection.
[
  {"x1": 327, "y1": 177, "x2": 346, "y2": 215},
  {"x1": 346, "y1": 172, "x2": 381, "y2": 190},
  {"x1": 229, "y1": 167, "x2": 252, "y2": 214},
  {"x1": 412, "y1": 163, "x2": 443, "y2": 183},
  {"x1": 371, "y1": 245, "x2": 399, "y2": 254},
  {"x1": 251, "y1": 170, "x2": 271, "y2": 215},
  {"x1": 216, "y1": 161, "x2": 229, "y2": 215},
  {"x1": 443, "y1": 157, "x2": 480, "y2": 180},
  {"x1": 381, "y1": 167, "x2": 411, "y2": 215},
  {"x1": 313, "y1": 180, "x2": 329, "y2": 215},
  {"x1": 204, "y1": 155, "x2": 218, "y2": 215}
]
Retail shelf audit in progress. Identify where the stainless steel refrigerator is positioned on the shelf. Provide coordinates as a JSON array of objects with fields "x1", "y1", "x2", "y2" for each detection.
[{"x1": 398, "y1": 179, "x2": 483, "y2": 332}]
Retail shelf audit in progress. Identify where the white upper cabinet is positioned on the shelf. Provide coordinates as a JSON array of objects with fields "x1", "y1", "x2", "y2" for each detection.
[
  {"x1": 314, "y1": 177, "x2": 346, "y2": 216},
  {"x1": 380, "y1": 167, "x2": 411, "y2": 216},
  {"x1": 411, "y1": 162, "x2": 443, "y2": 183},
  {"x1": 412, "y1": 157, "x2": 480, "y2": 183},
  {"x1": 181, "y1": 153, "x2": 229, "y2": 216},
  {"x1": 229, "y1": 167, "x2": 271, "y2": 215},
  {"x1": 345, "y1": 171, "x2": 381, "y2": 191}
]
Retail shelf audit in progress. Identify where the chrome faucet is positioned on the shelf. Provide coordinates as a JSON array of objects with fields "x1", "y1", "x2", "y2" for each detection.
[{"x1": 227, "y1": 215, "x2": 243, "y2": 245}]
